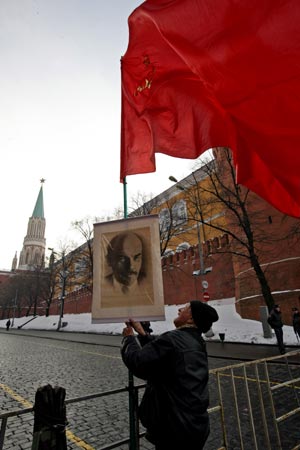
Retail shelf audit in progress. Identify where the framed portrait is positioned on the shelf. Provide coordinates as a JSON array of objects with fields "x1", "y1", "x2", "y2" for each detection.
[{"x1": 92, "y1": 215, "x2": 165, "y2": 323}]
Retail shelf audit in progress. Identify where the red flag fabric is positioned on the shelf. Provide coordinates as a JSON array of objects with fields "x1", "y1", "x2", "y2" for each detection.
[{"x1": 120, "y1": 0, "x2": 300, "y2": 217}]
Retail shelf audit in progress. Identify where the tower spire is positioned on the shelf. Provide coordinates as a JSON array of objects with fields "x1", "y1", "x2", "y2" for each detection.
[
  {"x1": 32, "y1": 180, "x2": 45, "y2": 218},
  {"x1": 18, "y1": 179, "x2": 46, "y2": 271},
  {"x1": 11, "y1": 252, "x2": 18, "y2": 272}
]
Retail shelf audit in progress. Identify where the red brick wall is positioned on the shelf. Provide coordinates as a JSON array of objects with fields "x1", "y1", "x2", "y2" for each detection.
[
  {"x1": 213, "y1": 147, "x2": 300, "y2": 324},
  {"x1": 43, "y1": 242, "x2": 235, "y2": 316},
  {"x1": 232, "y1": 201, "x2": 300, "y2": 324},
  {"x1": 235, "y1": 292, "x2": 300, "y2": 326},
  {"x1": 162, "y1": 243, "x2": 235, "y2": 304},
  {"x1": 48, "y1": 287, "x2": 92, "y2": 316},
  {"x1": 0, "y1": 272, "x2": 12, "y2": 284}
]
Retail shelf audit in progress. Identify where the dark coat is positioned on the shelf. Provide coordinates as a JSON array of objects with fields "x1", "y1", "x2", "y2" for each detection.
[
  {"x1": 292, "y1": 312, "x2": 300, "y2": 333},
  {"x1": 268, "y1": 309, "x2": 283, "y2": 329},
  {"x1": 121, "y1": 327, "x2": 210, "y2": 449}
]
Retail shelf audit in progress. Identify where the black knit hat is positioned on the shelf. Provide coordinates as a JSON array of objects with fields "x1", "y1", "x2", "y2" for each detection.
[{"x1": 190, "y1": 300, "x2": 219, "y2": 332}]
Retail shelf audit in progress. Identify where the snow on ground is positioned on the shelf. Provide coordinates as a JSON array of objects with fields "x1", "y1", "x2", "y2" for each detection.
[{"x1": 1, "y1": 298, "x2": 299, "y2": 346}]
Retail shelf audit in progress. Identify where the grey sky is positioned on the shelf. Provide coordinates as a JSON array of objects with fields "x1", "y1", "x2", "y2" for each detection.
[{"x1": 0, "y1": 0, "x2": 197, "y2": 270}]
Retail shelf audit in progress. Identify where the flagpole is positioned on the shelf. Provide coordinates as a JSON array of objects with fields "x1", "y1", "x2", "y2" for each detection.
[
  {"x1": 123, "y1": 176, "x2": 139, "y2": 450},
  {"x1": 123, "y1": 176, "x2": 128, "y2": 219}
]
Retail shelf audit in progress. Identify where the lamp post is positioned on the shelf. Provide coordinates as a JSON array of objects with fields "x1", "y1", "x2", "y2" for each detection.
[
  {"x1": 194, "y1": 221, "x2": 205, "y2": 278},
  {"x1": 169, "y1": 175, "x2": 214, "y2": 337},
  {"x1": 168, "y1": 175, "x2": 206, "y2": 286},
  {"x1": 49, "y1": 248, "x2": 68, "y2": 331},
  {"x1": 57, "y1": 270, "x2": 68, "y2": 331},
  {"x1": 47, "y1": 247, "x2": 58, "y2": 318},
  {"x1": 57, "y1": 252, "x2": 68, "y2": 331}
]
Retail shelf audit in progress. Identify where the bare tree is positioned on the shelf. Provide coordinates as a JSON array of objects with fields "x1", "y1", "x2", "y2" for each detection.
[
  {"x1": 128, "y1": 191, "x2": 156, "y2": 216},
  {"x1": 70, "y1": 212, "x2": 128, "y2": 292},
  {"x1": 0, "y1": 276, "x2": 18, "y2": 320},
  {"x1": 0, "y1": 267, "x2": 51, "y2": 319},
  {"x1": 44, "y1": 250, "x2": 60, "y2": 317},
  {"x1": 52, "y1": 243, "x2": 79, "y2": 291},
  {"x1": 173, "y1": 148, "x2": 289, "y2": 310},
  {"x1": 128, "y1": 192, "x2": 184, "y2": 256},
  {"x1": 71, "y1": 218, "x2": 95, "y2": 290}
]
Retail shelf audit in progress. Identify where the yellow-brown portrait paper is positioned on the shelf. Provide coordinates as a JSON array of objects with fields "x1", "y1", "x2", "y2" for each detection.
[{"x1": 92, "y1": 215, "x2": 165, "y2": 323}]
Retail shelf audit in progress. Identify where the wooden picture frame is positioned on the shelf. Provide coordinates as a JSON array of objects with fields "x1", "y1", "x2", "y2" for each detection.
[{"x1": 92, "y1": 215, "x2": 165, "y2": 323}]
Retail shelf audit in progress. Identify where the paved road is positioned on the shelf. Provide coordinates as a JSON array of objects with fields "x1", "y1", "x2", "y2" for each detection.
[
  {"x1": 0, "y1": 329, "x2": 299, "y2": 449},
  {"x1": 2, "y1": 327, "x2": 299, "y2": 360},
  {"x1": 0, "y1": 330, "x2": 131, "y2": 449}
]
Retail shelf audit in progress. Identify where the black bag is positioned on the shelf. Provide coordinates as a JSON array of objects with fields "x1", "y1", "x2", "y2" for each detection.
[{"x1": 31, "y1": 385, "x2": 67, "y2": 450}]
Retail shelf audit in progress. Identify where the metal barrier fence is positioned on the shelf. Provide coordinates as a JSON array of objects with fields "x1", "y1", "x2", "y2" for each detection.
[
  {"x1": 0, "y1": 350, "x2": 300, "y2": 450},
  {"x1": 207, "y1": 350, "x2": 300, "y2": 450}
]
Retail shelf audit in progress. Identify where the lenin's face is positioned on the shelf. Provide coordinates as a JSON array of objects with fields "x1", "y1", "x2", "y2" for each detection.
[{"x1": 112, "y1": 234, "x2": 143, "y2": 287}]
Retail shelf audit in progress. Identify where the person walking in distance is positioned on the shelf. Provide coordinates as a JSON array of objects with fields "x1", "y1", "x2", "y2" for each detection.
[
  {"x1": 6, "y1": 319, "x2": 11, "y2": 331},
  {"x1": 292, "y1": 307, "x2": 300, "y2": 342},
  {"x1": 268, "y1": 304, "x2": 285, "y2": 354},
  {"x1": 121, "y1": 300, "x2": 219, "y2": 450}
]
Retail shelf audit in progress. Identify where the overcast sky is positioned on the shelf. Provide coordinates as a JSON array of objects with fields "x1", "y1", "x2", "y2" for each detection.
[{"x1": 0, "y1": 0, "x2": 198, "y2": 270}]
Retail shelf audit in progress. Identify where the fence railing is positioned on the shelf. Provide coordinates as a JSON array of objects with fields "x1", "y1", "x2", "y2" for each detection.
[
  {"x1": 1, "y1": 350, "x2": 300, "y2": 450},
  {"x1": 207, "y1": 350, "x2": 300, "y2": 450},
  {"x1": 0, "y1": 385, "x2": 145, "y2": 450}
]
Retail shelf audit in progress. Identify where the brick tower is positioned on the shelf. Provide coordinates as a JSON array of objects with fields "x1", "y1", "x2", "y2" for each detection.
[{"x1": 18, "y1": 179, "x2": 46, "y2": 270}]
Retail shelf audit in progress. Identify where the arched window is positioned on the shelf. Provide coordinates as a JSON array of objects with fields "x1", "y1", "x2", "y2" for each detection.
[
  {"x1": 159, "y1": 208, "x2": 171, "y2": 231},
  {"x1": 34, "y1": 251, "x2": 40, "y2": 264},
  {"x1": 172, "y1": 200, "x2": 187, "y2": 226}
]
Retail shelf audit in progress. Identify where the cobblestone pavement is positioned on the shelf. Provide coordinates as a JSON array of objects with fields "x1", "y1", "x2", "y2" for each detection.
[{"x1": 0, "y1": 330, "x2": 299, "y2": 449}]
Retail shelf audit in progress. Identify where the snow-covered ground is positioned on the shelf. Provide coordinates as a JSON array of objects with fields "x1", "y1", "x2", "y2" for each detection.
[{"x1": 1, "y1": 298, "x2": 299, "y2": 346}]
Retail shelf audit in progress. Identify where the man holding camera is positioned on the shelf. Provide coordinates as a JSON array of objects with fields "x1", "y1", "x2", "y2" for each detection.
[{"x1": 121, "y1": 300, "x2": 218, "y2": 450}]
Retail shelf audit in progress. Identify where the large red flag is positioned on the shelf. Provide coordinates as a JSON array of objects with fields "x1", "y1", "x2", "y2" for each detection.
[{"x1": 120, "y1": 0, "x2": 300, "y2": 217}]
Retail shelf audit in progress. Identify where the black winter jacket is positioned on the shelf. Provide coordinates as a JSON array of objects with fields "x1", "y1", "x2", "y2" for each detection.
[
  {"x1": 292, "y1": 312, "x2": 300, "y2": 333},
  {"x1": 268, "y1": 310, "x2": 283, "y2": 329},
  {"x1": 121, "y1": 327, "x2": 210, "y2": 449}
]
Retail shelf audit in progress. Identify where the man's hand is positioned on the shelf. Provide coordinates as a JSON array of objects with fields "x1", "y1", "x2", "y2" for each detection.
[
  {"x1": 123, "y1": 324, "x2": 134, "y2": 337},
  {"x1": 124, "y1": 320, "x2": 146, "y2": 336}
]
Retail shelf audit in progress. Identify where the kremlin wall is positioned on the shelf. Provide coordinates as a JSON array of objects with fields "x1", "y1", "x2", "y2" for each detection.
[{"x1": 1, "y1": 157, "x2": 300, "y2": 326}]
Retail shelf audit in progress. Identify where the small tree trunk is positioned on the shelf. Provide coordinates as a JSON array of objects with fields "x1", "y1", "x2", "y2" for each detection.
[{"x1": 250, "y1": 253, "x2": 275, "y2": 311}]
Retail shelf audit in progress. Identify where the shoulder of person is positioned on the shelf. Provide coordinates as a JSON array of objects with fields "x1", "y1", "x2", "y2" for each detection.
[
  {"x1": 164, "y1": 327, "x2": 203, "y2": 343},
  {"x1": 149, "y1": 329, "x2": 182, "y2": 347},
  {"x1": 267, "y1": 315, "x2": 274, "y2": 326}
]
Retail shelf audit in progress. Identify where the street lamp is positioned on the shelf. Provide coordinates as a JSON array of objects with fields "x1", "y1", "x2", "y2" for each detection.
[
  {"x1": 49, "y1": 248, "x2": 68, "y2": 331},
  {"x1": 169, "y1": 175, "x2": 206, "y2": 278},
  {"x1": 56, "y1": 252, "x2": 68, "y2": 331},
  {"x1": 169, "y1": 174, "x2": 214, "y2": 337},
  {"x1": 46, "y1": 248, "x2": 58, "y2": 318},
  {"x1": 57, "y1": 269, "x2": 68, "y2": 331},
  {"x1": 168, "y1": 175, "x2": 178, "y2": 183}
]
